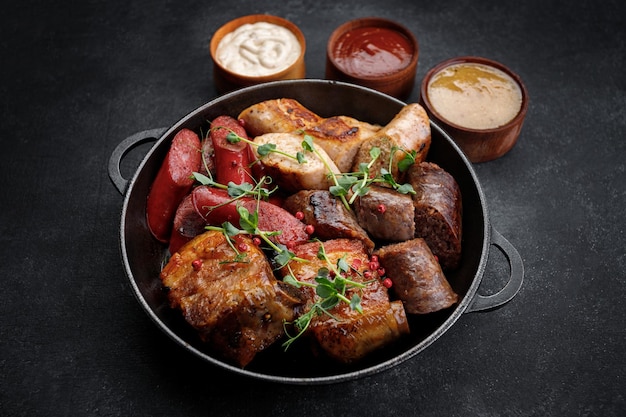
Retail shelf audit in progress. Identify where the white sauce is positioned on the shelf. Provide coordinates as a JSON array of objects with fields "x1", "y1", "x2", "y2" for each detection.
[{"x1": 216, "y1": 22, "x2": 301, "y2": 77}]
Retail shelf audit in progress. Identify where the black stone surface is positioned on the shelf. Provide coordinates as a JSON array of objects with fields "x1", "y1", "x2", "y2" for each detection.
[{"x1": 1, "y1": 0, "x2": 624, "y2": 415}]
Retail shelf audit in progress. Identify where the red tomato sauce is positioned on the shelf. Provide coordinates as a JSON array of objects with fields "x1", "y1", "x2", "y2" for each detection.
[{"x1": 332, "y1": 27, "x2": 414, "y2": 78}]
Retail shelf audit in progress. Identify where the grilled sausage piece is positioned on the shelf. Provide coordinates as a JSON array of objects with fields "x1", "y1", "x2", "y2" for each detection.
[
  {"x1": 351, "y1": 103, "x2": 431, "y2": 182},
  {"x1": 168, "y1": 194, "x2": 206, "y2": 254},
  {"x1": 252, "y1": 132, "x2": 341, "y2": 192},
  {"x1": 283, "y1": 239, "x2": 409, "y2": 363},
  {"x1": 146, "y1": 128, "x2": 202, "y2": 242},
  {"x1": 238, "y1": 98, "x2": 381, "y2": 172},
  {"x1": 353, "y1": 185, "x2": 415, "y2": 242},
  {"x1": 376, "y1": 238, "x2": 458, "y2": 314},
  {"x1": 283, "y1": 190, "x2": 375, "y2": 253},
  {"x1": 407, "y1": 162, "x2": 462, "y2": 270},
  {"x1": 161, "y1": 231, "x2": 303, "y2": 368}
]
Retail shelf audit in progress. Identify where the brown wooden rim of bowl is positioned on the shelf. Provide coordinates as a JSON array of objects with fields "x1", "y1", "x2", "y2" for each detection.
[{"x1": 420, "y1": 56, "x2": 529, "y2": 133}]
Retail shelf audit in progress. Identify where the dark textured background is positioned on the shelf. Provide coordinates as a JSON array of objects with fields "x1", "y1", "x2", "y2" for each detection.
[{"x1": 1, "y1": 0, "x2": 624, "y2": 415}]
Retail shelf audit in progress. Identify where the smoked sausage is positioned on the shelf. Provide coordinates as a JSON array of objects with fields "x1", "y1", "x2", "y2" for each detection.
[{"x1": 146, "y1": 128, "x2": 202, "y2": 243}]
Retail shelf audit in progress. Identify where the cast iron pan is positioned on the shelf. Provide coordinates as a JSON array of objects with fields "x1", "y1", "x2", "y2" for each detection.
[{"x1": 108, "y1": 80, "x2": 523, "y2": 384}]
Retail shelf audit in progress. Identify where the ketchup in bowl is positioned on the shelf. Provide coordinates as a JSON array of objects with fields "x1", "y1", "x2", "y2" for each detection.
[
  {"x1": 326, "y1": 18, "x2": 419, "y2": 100},
  {"x1": 331, "y1": 26, "x2": 414, "y2": 78}
]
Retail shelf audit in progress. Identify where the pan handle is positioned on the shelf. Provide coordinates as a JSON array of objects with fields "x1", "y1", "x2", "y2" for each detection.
[
  {"x1": 466, "y1": 226, "x2": 524, "y2": 312},
  {"x1": 108, "y1": 128, "x2": 167, "y2": 195}
]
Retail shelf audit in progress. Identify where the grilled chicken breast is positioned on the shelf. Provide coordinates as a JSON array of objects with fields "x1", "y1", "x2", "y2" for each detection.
[{"x1": 160, "y1": 230, "x2": 302, "y2": 367}]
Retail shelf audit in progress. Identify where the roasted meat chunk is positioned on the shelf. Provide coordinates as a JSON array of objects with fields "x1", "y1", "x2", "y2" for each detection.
[
  {"x1": 160, "y1": 231, "x2": 302, "y2": 367},
  {"x1": 283, "y1": 190, "x2": 374, "y2": 252},
  {"x1": 283, "y1": 239, "x2": 409, "y2": 363},
  {"x1": 353, "y1": 185, "x2": 415, "y2": 242},
  {"x1": 376, "y1": 238, "x2": 458, "y2": 314},
  {"x1": 407, "y1": 162, "x2": 462, "y2": 270}
]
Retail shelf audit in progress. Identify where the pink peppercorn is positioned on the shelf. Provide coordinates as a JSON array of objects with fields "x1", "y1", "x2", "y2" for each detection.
[{"x1": 192, "y1": 259, "x2": 202, "y2": 271}]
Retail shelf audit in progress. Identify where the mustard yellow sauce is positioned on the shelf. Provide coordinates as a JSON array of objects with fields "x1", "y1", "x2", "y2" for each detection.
[{"x1": 427, "y1": 63, "x2": 522, "y2": 130}]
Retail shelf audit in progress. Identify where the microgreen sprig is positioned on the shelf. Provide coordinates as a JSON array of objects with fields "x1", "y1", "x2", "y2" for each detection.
[
  {"x1": 300, "y1": 134, "x2": 352, "y2": 210},
  {"x1": 327, "y1": 144, "x2": 417, "y2": 209},
  {"x1": 205, "y1": 202, "x2": 307, "y2": 267}
]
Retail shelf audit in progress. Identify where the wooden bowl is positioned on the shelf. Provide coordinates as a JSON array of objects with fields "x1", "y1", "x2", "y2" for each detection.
[
  {"x1": 209, "y1": 15, "x2": 306, "y2": 94},
  {"x1": 325, "y1": 17, "x2": 418, "y2": 100},
  {"x1": 419, "y1": 56, "x2": 529, "y2": 163}
]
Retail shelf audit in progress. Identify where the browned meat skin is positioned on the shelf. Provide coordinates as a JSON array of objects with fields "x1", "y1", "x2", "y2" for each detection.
[
  {"x1": 237, "y1": 98, "x2": 381, "y2": 172},
  {"x1": 376, "y1": 238, "x2": 458, "y2": 314},
  {"x1": 353, "y1": 185, "x2": 415, "y2": 242},
  {"x1": 160, "y1": 231, "x2": 302, "y2": 367},
  {"x1": 283, "y1": 239, "x2": 409, "y2": 363},
  {"x1": 302, "y1": 115, "x2": 381, "y2": 172},
  {"x1": 283, "y1": 190, "x2": 375, "y2": 253},
  {"x1": 238, "y1": 98, "x2": 323, "y2": 137},
  {"x1": 407, "y1": 162, "x2": 462, "y2": 270}
]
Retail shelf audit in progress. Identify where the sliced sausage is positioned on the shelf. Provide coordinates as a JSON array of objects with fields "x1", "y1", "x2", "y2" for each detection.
[
  {"x1": 407, "y1": 162, "x2": 462, "y2": 270},
  {"x1": 168, "y1": 194, "x2": 207, "y2": 254},
  {"x1": 284, "y1": 190, "x2": 375, "y2": 253},
  {"x1": 353, "y1": 185, "x2": 415, "y2": 242},
  {"x1": 192, "y1": 186, "x2": 309, "y2": 248},
  {"x1": 376, "y1": 238, "x2": 458, "y2": 314}
]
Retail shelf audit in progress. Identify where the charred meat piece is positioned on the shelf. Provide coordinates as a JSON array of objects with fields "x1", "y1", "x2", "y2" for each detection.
[
  {"x1": 283, "y1": 239, "x2": 409, "y2": 363},
  {"x1": 283, "y1": 190, "x2": 375, "y2": 252},
  {"x1": 238, "y1": 98, "x2": 381, "y2": 172},
  {"x1": 376, "y1": 238, "x2": 458, "y2": 314},
  {"x1": 351, "y1": 103, "x2": 431, "y2": 182},
  {"x1": 353, "y1": 185, "x2": 415, "y2": 242},
  {"x1": 407, "y1": 162, "x2": 462, "y2": 270},
  {"x1": 160, "y1": 231, "x2": 302, "y2": 368}
]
